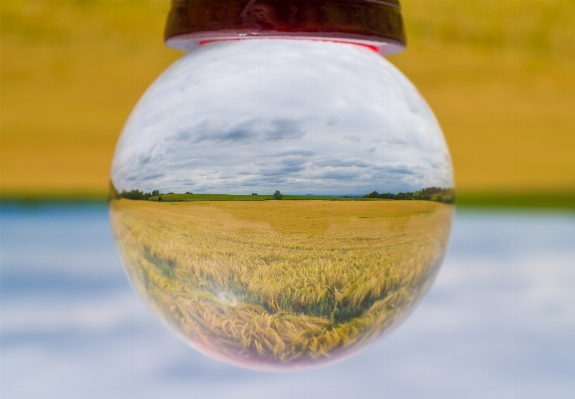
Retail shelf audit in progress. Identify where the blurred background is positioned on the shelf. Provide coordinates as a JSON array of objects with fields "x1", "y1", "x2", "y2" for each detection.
[
  {"x1": 1, "y1": 1, "x2": 574, "y2": 398},
  {"x1": 2, "y1": 0, "x2": 574, "y2": 204}
]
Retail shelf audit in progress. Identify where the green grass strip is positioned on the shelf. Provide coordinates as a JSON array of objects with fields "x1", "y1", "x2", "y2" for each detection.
[
  {"x1": 2, "y1": 191, "x2": 573, "y2": 211},
  {"x1": 456, "y1": 191, "x2": 575, "y2": 211}
]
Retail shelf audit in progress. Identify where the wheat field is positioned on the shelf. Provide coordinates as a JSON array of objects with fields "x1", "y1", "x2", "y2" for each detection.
[
  {"x1": 110, "y1": 199, "x2": 453, "y2": 369},
  {"x1": 3, "y1": 1, "x2": 575, "y2": 198}
]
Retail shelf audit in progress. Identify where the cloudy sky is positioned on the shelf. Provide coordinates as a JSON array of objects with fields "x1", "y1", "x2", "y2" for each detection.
[
  {"x1": 112, "y1": 40, "x2": 453, "y2": 195},
  {"x1": 3, "y1": 208, "x2": 575, "y2": 398}
]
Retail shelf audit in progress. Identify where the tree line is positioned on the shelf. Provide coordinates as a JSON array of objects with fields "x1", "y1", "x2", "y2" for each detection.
[
  {"x1": 109, "y1": 181, "x2": 160, "y2": 201},
  {"x1": 110, "y1": 180, "x2": 454, "y2": 204},
  {"x1": 363, "y1": 187, "x2": 455, "y2": 204}
]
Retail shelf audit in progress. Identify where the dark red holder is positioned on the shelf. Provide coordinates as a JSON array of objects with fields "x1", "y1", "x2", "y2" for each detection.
[{"x1": 165, "y1": 0, "x2": 406, "y2": 55}]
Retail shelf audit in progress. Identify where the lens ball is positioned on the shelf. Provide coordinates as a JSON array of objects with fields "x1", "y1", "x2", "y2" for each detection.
[{"x1": 110, "y1": 40, "x2": 454, "y2": 370}]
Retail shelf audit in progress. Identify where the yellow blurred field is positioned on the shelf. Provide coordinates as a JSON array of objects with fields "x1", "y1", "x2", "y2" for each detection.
[
  {"x1": 110, "y1": 199, "x2": 453, "y2": 367},
  {"x1": 2, "y1": 0, "x2": 575, "y2": 197}
]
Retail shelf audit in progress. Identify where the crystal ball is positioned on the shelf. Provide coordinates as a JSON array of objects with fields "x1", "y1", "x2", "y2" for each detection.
[{"x1": 109, "y1": 39, "x2": 454, "y2": 370}]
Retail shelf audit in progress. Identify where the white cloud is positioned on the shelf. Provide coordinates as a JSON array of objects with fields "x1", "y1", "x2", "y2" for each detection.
[
  {"x1": 112, "y1": 40, "x2": 453, "y2": 195},
  {"x1": 2, "y1": 211, "x2": 575, "y2": 399}
]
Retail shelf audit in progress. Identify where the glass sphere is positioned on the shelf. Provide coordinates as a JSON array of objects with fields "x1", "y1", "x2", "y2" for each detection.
[{"x1": 109, "y1": 39, "x2": 454, "y2": 371}]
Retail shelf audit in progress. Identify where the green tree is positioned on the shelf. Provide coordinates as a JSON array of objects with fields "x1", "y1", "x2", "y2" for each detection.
[{"x1": 273, "y1": 190, "x2": 283, "y2": 200}]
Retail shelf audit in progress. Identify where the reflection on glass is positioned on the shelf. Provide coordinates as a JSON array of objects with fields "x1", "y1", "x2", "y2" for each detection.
[{"x1": 109, "y1": 40, "x2": 455, "y2": 370}]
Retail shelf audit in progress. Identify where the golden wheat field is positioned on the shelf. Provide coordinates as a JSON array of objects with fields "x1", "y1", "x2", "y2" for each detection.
[
  {"x1": 109, "y1": 199, "x2": 453, "y2": 369},
  {"x1": 3, "y1": 1, "x2": 575, "y2": 198}
]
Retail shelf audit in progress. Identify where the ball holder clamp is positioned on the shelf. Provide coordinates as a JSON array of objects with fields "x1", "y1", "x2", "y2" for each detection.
[{"x1": 164, "y1": 0, "x2": 406, "y2": 55}]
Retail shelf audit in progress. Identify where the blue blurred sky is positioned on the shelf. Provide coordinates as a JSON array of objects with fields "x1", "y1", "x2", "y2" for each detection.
[{"x1": 1, "y1": 206, "x2": 574, "y2": 399}]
